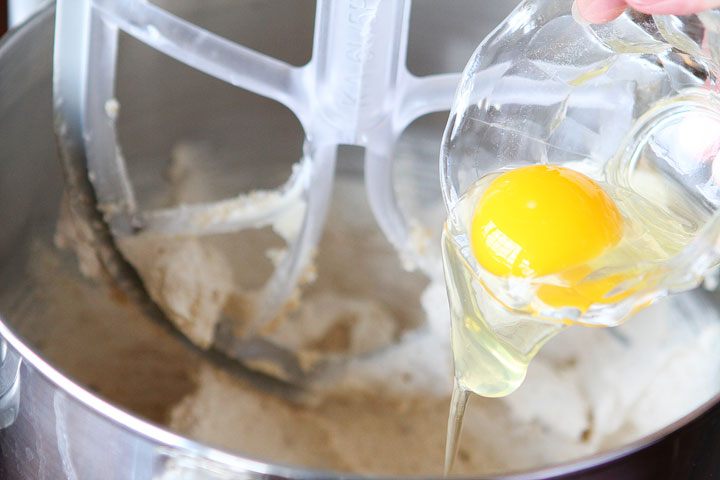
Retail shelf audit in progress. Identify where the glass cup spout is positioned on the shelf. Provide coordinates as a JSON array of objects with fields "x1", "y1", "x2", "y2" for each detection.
[
  {"x1": 440, "y1": 0, "x2": 720, "y2": 331},
  {"x1": 437, "y1": 2, "x2": 720, "y2": 408}
]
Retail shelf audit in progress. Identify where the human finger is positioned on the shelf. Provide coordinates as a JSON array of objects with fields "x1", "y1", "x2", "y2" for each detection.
[{"x1": 574, "y1": 0, "x2": 628, "y2": 24}]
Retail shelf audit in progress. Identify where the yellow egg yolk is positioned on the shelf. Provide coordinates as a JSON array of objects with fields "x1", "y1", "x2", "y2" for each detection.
[
  {"x1": 470, "y1": 165, "x2": 623, "y2": 279},
  {"x1": 535, "y1": 265, "x2": 635, "y2": 312}
]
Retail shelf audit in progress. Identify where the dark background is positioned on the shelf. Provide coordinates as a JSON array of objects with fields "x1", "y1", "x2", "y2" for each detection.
[{"x1": 1, "y1": 1, "x2": 6, "y2": 36}]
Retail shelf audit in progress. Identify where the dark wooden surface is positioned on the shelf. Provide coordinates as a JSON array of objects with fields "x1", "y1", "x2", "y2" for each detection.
[{"x1": 0, "y1": 1, "x2": 7, "y2": 37}]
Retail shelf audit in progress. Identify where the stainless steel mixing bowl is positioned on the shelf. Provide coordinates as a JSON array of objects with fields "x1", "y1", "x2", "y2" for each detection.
[{"x1": 0, "y1": 3, "x2": 719, "y2": 479}]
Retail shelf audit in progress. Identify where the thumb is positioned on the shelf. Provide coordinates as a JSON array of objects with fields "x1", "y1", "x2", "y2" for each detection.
[{"x1": 574, "y1": 0, "x2": 628, "y2": 24}]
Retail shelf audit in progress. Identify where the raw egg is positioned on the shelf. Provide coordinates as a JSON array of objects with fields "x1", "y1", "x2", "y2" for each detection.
[{"x1": 470, "y1": 165, "x2": 623, "y2": 279}]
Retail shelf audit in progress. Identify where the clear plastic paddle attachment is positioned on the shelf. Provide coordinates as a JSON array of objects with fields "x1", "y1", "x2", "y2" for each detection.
[{"x1": 53, "y1": 0, "x2": 462, "y2": 379}]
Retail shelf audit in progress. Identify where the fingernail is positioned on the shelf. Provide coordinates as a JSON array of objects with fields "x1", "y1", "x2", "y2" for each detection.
[
  {"x1": 572, "y1": 1, "x2": 590, "y2": 26},
  {"x1": 574, "y1": 0, "x2": 627, "y2": 24}
]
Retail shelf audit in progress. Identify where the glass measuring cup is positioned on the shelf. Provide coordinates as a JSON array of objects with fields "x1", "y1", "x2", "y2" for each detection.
[{"x1": 440, "y1": 0, "x2": 720, "y2": 398}]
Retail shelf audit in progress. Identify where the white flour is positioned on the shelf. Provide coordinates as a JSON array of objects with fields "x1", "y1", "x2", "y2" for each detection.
[{"x1": 46, "y1": 142, "x2": 720, "y2": 476}]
